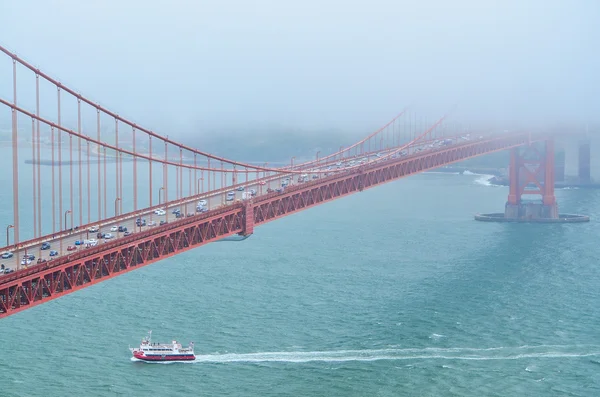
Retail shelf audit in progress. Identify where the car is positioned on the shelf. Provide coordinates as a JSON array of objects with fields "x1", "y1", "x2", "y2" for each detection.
[
  {"x1": 24, "y1": 254, "x2": 35, "y2": 260},
  {"x1": 159, "y1": 220, "x2": 167, "y2": 225},
  {"x1": 198, "y1": 200, "x2": 207, "y2": 206},
  {"x1": 21, "y1": 259, "x2": 32, "y2": 266},
  {"x1": 103, "y1": 233, "x2": 114, "y2": 239},
  {"x1": 154, "y1": 209, "x2": 166, "y2": 216},
  {"x1": 147, "y1": 221, "x2": 157, "y2": 227},
  {"x1": 236, "y1": 186, "x2": 245, "y2": 191},
  {"x1": 85, "y1": 239, "x2": 98, "y2": 247},
  {"x1": 88, "y1": 226, "x2": 99, "y2": 232},
  {"x1": 49, "y1": 250, "x2": 59, "y2": 256},
  {"x1": 123, "y1": 231, "x2": 132, "y2": 236},
  {"x1": 1, "y1": 252, "x2": 13, "y2": 259},
  {"x1": 110, "y1": 226, "x2": 118, "y2": 232},
  {"x1": 136, "y1": 218, "x2": 146, "y2": 227},
  {"x1": 41, "y1": 242, "x2": 51, "y2": 250},
  {"x1": 172, "y1": 208, "x2": 180, "y2": 214},
  {"x1": 118, "y1": 226, "x2": 127, "y2": 232},
  {"x1": 66, "y1": 245, "x2": 77, "y2": 251},
  {"x1": 74, "y1": 240, "x2": 84, "y2": 245}
]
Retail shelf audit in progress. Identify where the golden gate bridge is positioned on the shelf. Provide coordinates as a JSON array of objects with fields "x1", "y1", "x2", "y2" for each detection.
[{"x1": 0, "y1": 45, "x2": 588, "y2": 318}]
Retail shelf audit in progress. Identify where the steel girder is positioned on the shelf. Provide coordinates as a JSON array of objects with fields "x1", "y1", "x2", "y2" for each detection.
[
  {"x1": 0, "y1": 206, "x2": 245, "y2": 317},
  {"x1": 252, "y1": 133, "x2": 535, "y2": 225}
]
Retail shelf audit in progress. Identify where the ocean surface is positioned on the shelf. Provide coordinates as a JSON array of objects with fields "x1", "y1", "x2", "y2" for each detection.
[{"x1": 1, "y1": 172, "x2": 600, "y2": 396}]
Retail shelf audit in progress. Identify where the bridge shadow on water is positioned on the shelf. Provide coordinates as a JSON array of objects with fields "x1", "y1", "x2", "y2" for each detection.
[
  {"x1": 395, "y1": 212, "x2": 599, "y2": 352},
  {"x1": 215, "y1": 235, "x2": 252, "y2": 242}
]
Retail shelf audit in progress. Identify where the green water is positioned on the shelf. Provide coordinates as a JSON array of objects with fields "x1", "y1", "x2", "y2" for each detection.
[{"x1": 1, "y1": 172, "x2": 599, "y2": 396}]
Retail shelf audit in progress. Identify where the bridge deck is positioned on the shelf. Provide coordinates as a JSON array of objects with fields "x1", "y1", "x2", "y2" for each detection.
[{"x1": 0, "y1": 132, "x2": 538, "y2": 317}]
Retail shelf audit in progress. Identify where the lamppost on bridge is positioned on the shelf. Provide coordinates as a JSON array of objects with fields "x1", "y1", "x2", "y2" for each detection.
[
  {"x1": 316, "y1": 150, "x2": 321, "y2": 170},
  {"x1": 114, "y1": 198, "x2": 121, "y2": 237},
  {"x1": 262, "y1": 162, "x2": 268, "y2": 194},
  {"x1": 64, "y1": 210, "x2": 71, "y2": 232},
  {"x1": 6, "y1": 224, "x2": 13, "y2": 248},
  {"x1": 158, "y1": 187, "x2": 165, "y2": 206},
  {"x1": 197, "y1": 177, "x2": 203, "y2": 196},
  {"x1": 114, "y1": 197, "x2": 121, "y2": 217},
  {"x1": 61, "y1": 210, "x2": 71, "y2": 255}
]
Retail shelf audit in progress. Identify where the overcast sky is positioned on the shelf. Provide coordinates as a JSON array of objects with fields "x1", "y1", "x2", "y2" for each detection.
[{"x1": 0, "y1": 0, "x2": 598, "y2": 136}]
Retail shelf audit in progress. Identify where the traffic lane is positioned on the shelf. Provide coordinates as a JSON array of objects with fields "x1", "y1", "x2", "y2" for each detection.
[
  {"x1": 0, "y1": 173, "x2": 290, "y2": 272},
  {"x1": 2, "y1": 171, "x2": 300, "y2": 271}
]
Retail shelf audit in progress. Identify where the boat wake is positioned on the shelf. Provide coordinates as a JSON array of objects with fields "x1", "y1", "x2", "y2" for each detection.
[{"x1": 131, "y1": 344, "x2": 600, "y2": 364}]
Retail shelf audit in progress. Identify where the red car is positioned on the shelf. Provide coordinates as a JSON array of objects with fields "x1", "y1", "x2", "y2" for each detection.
[{"x1": 67, "y1": 245, "x2": 77, "y2": 251}]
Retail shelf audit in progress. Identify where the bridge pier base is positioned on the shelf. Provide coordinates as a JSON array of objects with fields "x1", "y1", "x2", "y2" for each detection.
[{"x1": 476, "y1": 140, "x2": 589, "y2": 223}]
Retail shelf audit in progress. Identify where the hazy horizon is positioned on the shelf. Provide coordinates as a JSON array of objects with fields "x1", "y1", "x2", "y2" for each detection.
[{"x1": 1, "y1": 0, "x2": 598, "y2": 142}]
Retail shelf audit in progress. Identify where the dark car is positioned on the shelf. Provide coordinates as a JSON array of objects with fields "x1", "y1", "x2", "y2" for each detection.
[{"x1": 41, "y1": 242, "x2": 51, "y2": 250}]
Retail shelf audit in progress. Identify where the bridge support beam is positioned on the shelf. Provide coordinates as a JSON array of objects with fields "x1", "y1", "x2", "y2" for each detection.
[
  {"x1": 476, "y1": 139, "x2": 589, "y2": 223},
  {"x1": 240, "y1": 201, "x2": 254, "y2": 236}
]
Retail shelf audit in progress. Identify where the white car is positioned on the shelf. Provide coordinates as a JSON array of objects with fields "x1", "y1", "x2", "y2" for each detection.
[
  {"x1": 21, "y1": 259, "x2": 32, "y2": 265},
  {"x1": 103, "y1": 233, "x2": 114, "y2": 239},
  {"x1": 154, "y1": 209, "x2": 166, "y2": 216},
  {"x1": 85, "y1": 239, "x2": 98, "y2": 246},
  {"x1": 147, "y1": 221, "x2": 157, "y2": 227},
  {"x1": 88, "y1": 226, "x2": 99, "y2": 232},
  {"x1": 198, "y1": 200, "x2": 207, "y2": 206},
  {"x1": 110, "y1": 226, "x2": 118, "y2": 232}
]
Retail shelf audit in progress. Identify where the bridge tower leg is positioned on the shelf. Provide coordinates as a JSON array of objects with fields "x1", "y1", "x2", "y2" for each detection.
[{"x1": 503, "y1": 140, "x2": 558, "y2": 220}]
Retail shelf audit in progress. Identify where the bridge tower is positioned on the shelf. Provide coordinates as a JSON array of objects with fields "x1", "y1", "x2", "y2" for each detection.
[
  {"x1": 476, "y1": 139, "x2": 589, "y2": 223},
  {"x1": 504, "y1": 140, "x2": 558, "y2": 220}
]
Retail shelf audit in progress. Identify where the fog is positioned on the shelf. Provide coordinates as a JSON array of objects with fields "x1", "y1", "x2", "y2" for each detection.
[{"x1": 0, "y1": 0, "x2": 598, "y2": 140}]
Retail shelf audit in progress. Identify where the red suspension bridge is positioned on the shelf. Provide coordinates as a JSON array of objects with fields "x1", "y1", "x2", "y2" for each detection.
[{"x1": 0, "y1": 45, "x2": 584, "y2": 318}]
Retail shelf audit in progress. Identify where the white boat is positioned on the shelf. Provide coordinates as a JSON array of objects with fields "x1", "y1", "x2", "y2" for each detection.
[{"x1": 129, "y1": 331, "x2": 195, "y2": 362}]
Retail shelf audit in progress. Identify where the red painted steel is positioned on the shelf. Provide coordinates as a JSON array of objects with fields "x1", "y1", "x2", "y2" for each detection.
[
  {"x1": 510, "y1": 141, "x2": 556, "y2": 202},
  {"x1": 543, "y1": 140, "x2": 556, "y2": 206},
  {"x1": 0, "y1": 132, "x2": 542, "y2": 318}
]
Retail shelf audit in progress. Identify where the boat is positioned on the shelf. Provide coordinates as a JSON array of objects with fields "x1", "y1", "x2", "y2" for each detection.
[{"x1": 129, "y1": 331, "x2": 195, "y2": 362}]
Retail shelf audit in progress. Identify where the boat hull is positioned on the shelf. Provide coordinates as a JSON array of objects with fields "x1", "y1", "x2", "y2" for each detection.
[{"x1": 133, "y1": 353, "x2": 195, "y2": 362}]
